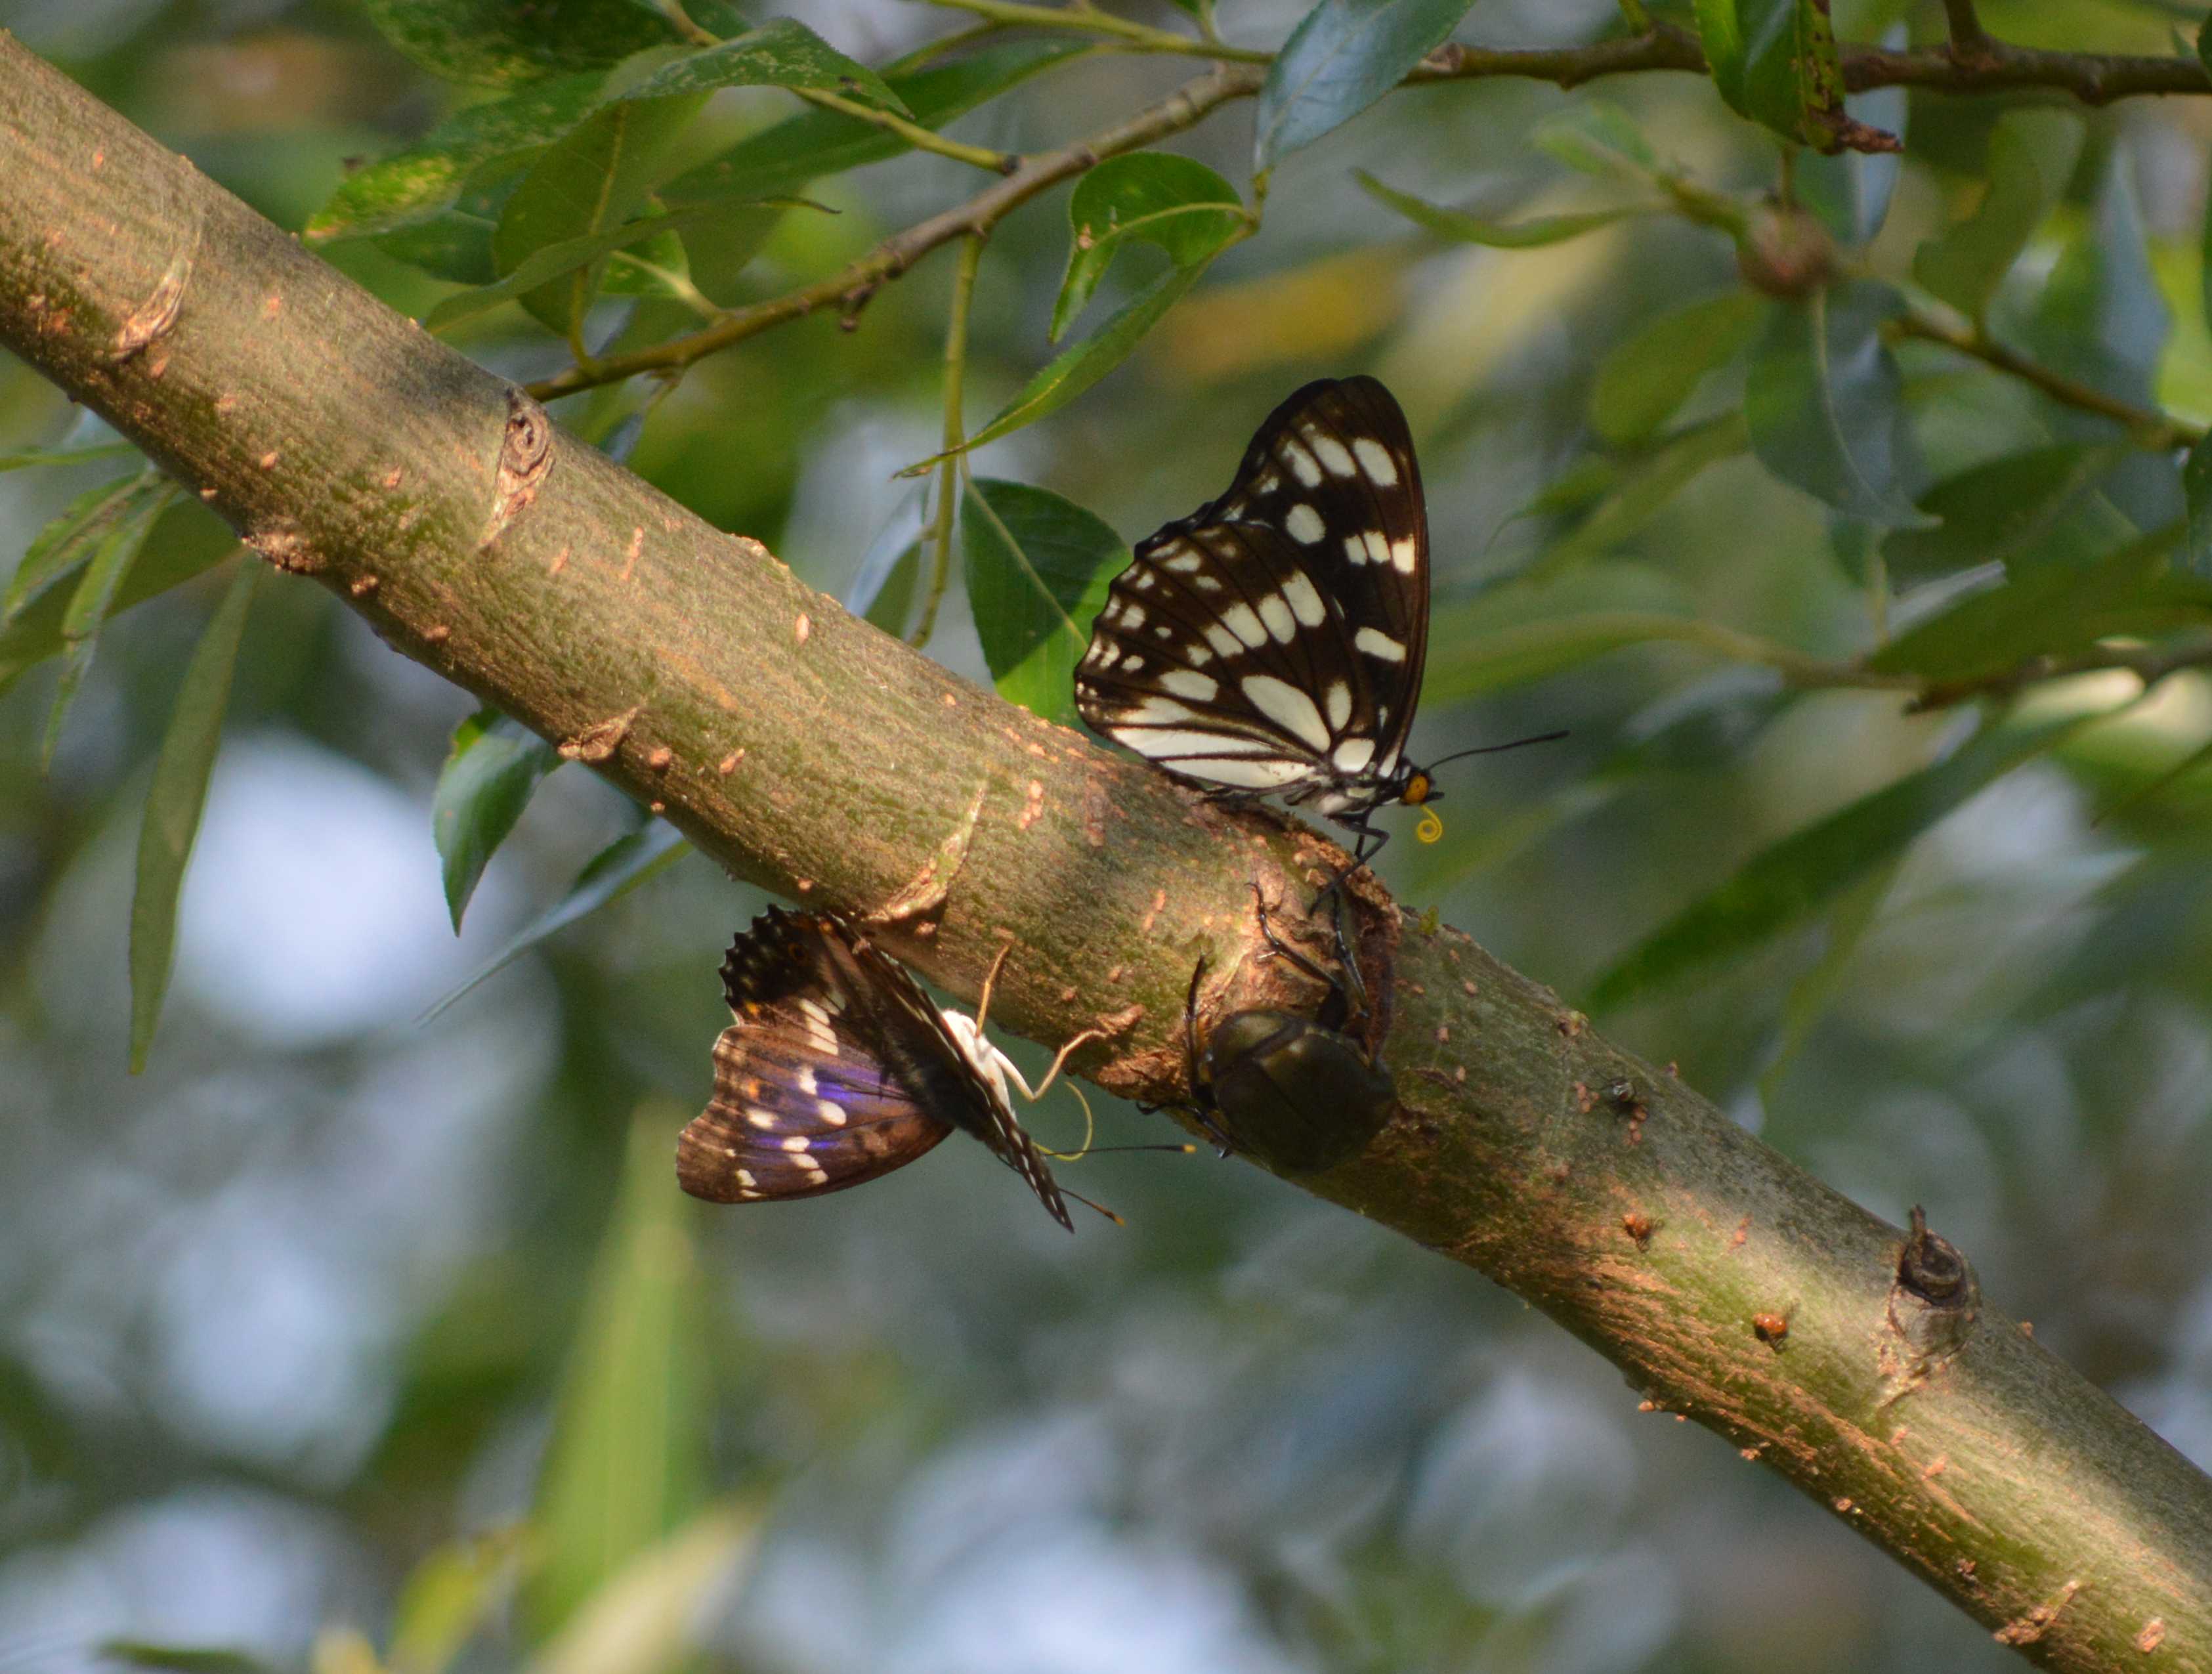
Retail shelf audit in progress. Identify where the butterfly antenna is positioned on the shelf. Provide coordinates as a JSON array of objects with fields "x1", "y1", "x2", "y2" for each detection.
[
  {"x1": 1062, "y1": 1186, "x2": 1126, "y2": 1227},
  {"x1": 1425, "y1": 728, "x2": 1569, "y2": 770}
]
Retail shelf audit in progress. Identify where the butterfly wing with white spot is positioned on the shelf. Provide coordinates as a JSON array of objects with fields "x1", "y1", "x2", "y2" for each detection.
[
  {"x1": 1075, "y1": 377, "x2": 1428, "y2": 807},
  {"x1": 678, "y1": 909, "x2": 1072, "y2": 1230},
  {"x1": 679, "y1": 909, "x2": 953, "y2": 1205}
]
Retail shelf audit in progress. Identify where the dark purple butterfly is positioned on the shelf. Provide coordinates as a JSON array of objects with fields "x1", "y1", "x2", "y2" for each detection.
[{"x1": 678, "y1": 908, "x2": 1097, "y2": 1230}]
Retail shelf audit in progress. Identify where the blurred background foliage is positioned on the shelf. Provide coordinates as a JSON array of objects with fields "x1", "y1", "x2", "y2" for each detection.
[{"x1": 6, "y1": 0, "x2": 2212, "y2": 1669}]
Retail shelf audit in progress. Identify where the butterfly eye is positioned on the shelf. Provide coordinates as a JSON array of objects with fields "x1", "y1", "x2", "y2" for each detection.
[{"x1": 1402, "y1": 771, "x2": 1432, "y2": 805}]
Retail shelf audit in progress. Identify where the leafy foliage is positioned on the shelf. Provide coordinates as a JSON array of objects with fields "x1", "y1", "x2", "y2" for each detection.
[{"x1": 13, "y1": 0, "x2": 2212, "y2": 1665}]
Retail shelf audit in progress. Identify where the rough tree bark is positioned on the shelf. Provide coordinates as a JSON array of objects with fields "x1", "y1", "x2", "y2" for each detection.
[{"x1": 1, "y1": 33, "x2": 2207, "y2": 1671}]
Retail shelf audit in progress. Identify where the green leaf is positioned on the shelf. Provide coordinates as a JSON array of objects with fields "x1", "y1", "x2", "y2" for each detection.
[
  {"x1": 3, "y1": 473, "x2": 155, "y2": 623},
  {"x1": 355, "y1": 0, "x2": 744, "y2": 87},
  {"x1": 1756, "y1": 855, "x2": 1900, "y2": 1107},
  {"x1": 0, "y1": 442, "x2": 139, "y2": 473},
  {"x1": 2029, "y1": 153, "x2": 2167, "y2": 412},
  {"x1": 1253, "y1": 0, "x2": 1476, "y2": 173},
  {"x1": 660, "y1": 40, "x2": 1088, "y2": 208},
  {"x1": 960, "y1": 479, "x2": 1128, "y2": 724},
  {"x1": 1053, "y1": 153, "x2": 1245, "y2": 341},
  {"x1": 128, "y1": 561, "x2": 257, "y2": 1073},
  {"x1": 1424, "y1": 563, "x2": 1699, "y2": 704},
  {"x1": 1911, "y1": 112, "x2": 2077, "y2": 322},
  {"x1": 1528, "y1": 413, "x2": 1751, "y2": 576},
  {"x1": 391, "y1": 1527, "x2": 527, "y2": 1674},
  {"x1": 1695, "y1": 0, "x2": 1842, "y2": 146},
  {"x1": 43, "y1": 486, "x2": 172, "y2": 769},
  {"x1": 424, "y1": 200, "x2": 815, "y2": 329},
  {"x1": 1882, "y1": 442, "x2": 2133, "y2": 584},
  {"x1": 433, "y1": 709, "x2": 563, "y2": 932},
  {"x1": 1590, "y1": 293, "x2": 1765, "y2": 446},
  {"x1": 608, "y1": 19, "x2": 908, "y2": 114},
  {"x1": 308, "y1": 72, "x2": 607, "y2": 242},
  {"x1": 524, "y1": 1109, "x2": 713, "y2": 1639},
  {"x1": 1586, "y1": 710, "x2": 2097, "y2": 1012},
  {"x1": 1793, "y1": 55, "x2": 1905, "y2": 244},
  {"x1": 494, "y1": 94, "x2": 707, "y2": 337},
  {"x1": 1531, "y1": 101, "x2": 1660, "y2": 181},
  {"x1": 99, "y1": 1644, "x2": 272, "y2": 1674},
  {"x1": 845, "y1": 493, "x2": 927, "y2": 635},
  {"x1": 1744, "y1": 280, "x2": 1928, "y2": 526},
  {"x1": 0, "y1": 526, "x2": 234, "y2": 697},
  {"x1": 524, "y1": 1504, "x2": 761, "y2": 1674},
  {"x1": 419, "y1": 822, "x2": 687, "y2": 1021},
  {"x1": 1354, "y1": 171, "x2": 1645, "y2": 251},
  {"x1": 906, "y1": 262, "x2": 1211, "y2": 473},
  {"x1": 1868, "y1": 525, "x2": 2211, "y2": 682},
  {"x1": 2185, "y1": 431, "x2": 2212, "y2": 580}
]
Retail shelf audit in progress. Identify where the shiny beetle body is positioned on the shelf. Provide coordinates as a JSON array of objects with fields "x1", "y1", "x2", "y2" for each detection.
[{"x1": 1193, "y1": 1005, "x2": 1397, "y2": 1174}]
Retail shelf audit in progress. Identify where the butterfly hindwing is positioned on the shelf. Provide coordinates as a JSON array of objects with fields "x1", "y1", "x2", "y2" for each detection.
[
  {"x1": 678, "y1": 909, "x2": 1071, "y2": 1229},
  {"x1": 1075, "y1": 377, "x2": 1428, "y2": 812}
]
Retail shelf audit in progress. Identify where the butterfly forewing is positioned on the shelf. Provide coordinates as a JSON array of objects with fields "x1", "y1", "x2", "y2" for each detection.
[
  {"x1": 1075, "y1": 377, "x2": 1428, "y2": 812},
  {"x1": 678, "y1": 909, "x2": 1072, "y2": 1229}
]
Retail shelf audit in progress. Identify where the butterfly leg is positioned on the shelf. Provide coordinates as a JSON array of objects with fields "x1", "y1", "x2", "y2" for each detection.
[
  {"x1": 1022, "y1": 1024, "x2": 1111, "y2": 1102},
  {"x1": 1312, "y1": 815, "x2": 1390, "y2": 911},
  {"x1": 971, "y1": 937, "x2": 1017, "y2": 1036},
  {"x1": 1181, "y1": 955, "x2": 1235, "y2": 1157},
  {"x1": 1251, "y1": 882, "x2": 1367, "y2": 1031}
]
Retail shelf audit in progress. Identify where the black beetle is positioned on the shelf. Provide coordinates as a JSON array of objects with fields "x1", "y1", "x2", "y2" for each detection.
[{"x1": 1183, "y1": 897, "x2": 1397, "y2": 1175}]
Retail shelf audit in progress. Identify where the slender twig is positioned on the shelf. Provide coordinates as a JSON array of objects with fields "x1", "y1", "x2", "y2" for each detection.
[
  {"x1": 525, "y1": 18, "x2": 2212, "y2": 405},
  {"x1": 923, "y1": 0, "x2": 1271, "y2": 62},
  {"x1": 791, "y1": 87, "x2": 1017, "y2": 175},
  {"x1": 912, "y1": 232, "x2": 984, "y2": 651},
  {"x1": 1942, "y1": 0, "x2": 1990, "y2": 52},
  {"x1": 528, "y1": 64, "x2": 1264, "y2": 400},
  {"x1": 1842, "y1": 37, "x2": 2207, "y2": 102},
  {"x1": 1892, "y1": 310, "x2": 2205, "y2": 451}
]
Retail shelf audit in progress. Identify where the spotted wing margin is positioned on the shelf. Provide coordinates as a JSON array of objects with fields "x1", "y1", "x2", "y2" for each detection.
[
  {"x1": 1074, "y1": 377, "x2": 1429, "y2": 796},
  {"x1": 679, "y1": 910, "x2": 1071, "y2": 1229},
  {"x1": 679, "y1": 909, "x2": 951, "y2": 1205}
]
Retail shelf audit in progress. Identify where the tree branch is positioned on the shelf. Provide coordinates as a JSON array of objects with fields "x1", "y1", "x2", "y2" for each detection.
[
  {"x1": 522, "y1": 16, "x2": 2212, "y2": 401},
  {"x1": 525, "y1": 62, "x2": 1264, "y2": 401},
  {"x1": 5, "y1": 38, "x2": 2211, "y2": 1669},
  {"x1": 1894, "y1": 309, "x2": 2207, "y2": 452}
]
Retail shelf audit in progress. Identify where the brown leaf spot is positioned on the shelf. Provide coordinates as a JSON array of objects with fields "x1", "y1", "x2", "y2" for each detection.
[
  {"x1": 796, "y1": 612, "x2": 811, "y2": 644},
  {"x1": 347, "y1": 574, "x2": 379, "y2": 597},
  {"x1": 717, "y1": 750, "x2": 744, "y2": 776},
  {"x1": 646, "y1": 745, "x2": 674, "y2": 772},
  {"x1": 2138, "y1": 1618, "x2": 2166, "y2": 1654}
]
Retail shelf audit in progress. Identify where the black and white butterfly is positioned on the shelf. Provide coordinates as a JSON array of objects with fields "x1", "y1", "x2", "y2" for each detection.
[
  {"x1": 1076, "y1": 376, "x2": 1556, "y2": 876},
  {"x1": 678, "y1": 909, "x2": 1100, "y2": 1230}
]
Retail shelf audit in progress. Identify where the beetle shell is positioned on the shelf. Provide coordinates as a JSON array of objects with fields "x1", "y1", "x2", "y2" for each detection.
[{"x1": 1201, "y1": 1009, "x2": 1397, "y2": 1175}]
